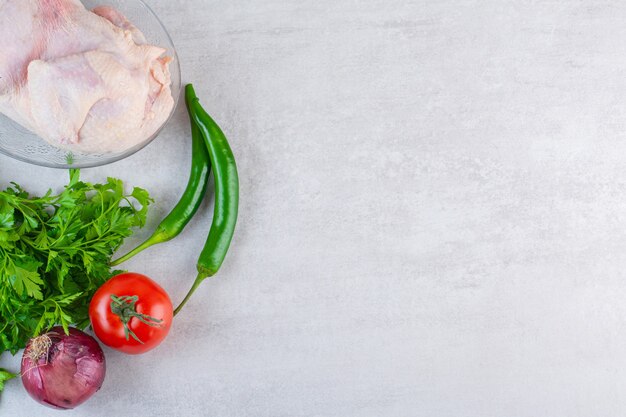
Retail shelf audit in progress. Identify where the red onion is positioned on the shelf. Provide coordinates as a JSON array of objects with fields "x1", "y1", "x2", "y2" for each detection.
[{"x1": 21, "y1": 327, "x2": 106, "y2": 410}]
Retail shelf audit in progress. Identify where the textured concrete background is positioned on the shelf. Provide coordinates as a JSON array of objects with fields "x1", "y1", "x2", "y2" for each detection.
[{"x1": 2, "y1": 0, "x2": 626, "y2": 416}]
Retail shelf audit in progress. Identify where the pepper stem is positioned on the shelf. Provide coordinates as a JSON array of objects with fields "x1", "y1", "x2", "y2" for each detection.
[
  {"x1": 173, "y1": 272, "x2": 209, "y2": 316},
  {"x1": 110, "y1": 233, "x2": 164, "y2": 266},
  {"x1": 110, "y1": 295, "x2": 163, "y2": 343}
]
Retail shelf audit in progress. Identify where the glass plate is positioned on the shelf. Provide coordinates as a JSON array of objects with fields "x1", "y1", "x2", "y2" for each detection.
[{"x1": 0, "y1": 0, "x2": 181, "y2": 169}]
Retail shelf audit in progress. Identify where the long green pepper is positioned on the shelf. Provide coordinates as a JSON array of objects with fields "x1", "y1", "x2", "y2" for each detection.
[
  {"x1": 110, "y1": 84, "x2": 238, "y2": 315},
  {"x1": 111, "y1": 88, "x2": 212, "y2": 266},
  {"x1": 174, "y1": 84, "x2": 239, "y2": 315}
]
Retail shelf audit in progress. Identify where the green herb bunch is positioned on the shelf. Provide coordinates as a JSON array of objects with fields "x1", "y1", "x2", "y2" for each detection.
[{"x1": 0, "y1": 170, "x2": 151, "y2": 354}]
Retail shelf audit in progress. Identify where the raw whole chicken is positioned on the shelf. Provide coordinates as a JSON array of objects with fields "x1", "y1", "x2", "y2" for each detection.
[{"x1": 0, "y1": 0, "x2": 174, "y2": 153}]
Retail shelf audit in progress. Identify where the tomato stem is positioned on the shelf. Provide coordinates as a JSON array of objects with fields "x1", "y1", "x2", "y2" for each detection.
[{"x1": 110, "y1": 295, "x2": 163, "y2": 343}]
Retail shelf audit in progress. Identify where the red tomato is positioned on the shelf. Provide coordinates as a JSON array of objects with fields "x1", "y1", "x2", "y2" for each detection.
[{"x1": 89, "y1": 272, "x2": 173, "y2": 354}]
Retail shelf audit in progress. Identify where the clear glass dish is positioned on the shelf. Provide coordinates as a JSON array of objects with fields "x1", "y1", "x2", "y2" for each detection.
[{"x1": 0, "y1": 0, "x2": 181, "y2": 169}]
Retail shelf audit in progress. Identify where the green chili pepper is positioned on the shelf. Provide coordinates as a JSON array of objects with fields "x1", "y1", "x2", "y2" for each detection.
[
  {"x1": 111, "y1": 87, "x2": 212, "y2": 266},
  {"x1": 174, "y1": 84, "x2": 239, "y2": 315}
]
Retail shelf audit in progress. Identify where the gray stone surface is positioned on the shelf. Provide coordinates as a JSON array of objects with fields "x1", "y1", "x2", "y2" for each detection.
[{"x1": 3, "y1": 0, "x2": 626, "y2": 415}]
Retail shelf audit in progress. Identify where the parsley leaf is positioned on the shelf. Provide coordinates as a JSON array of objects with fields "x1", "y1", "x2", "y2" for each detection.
[
  {"x1": 0, "y1": 170, "x2": 151, "y2": 355},
  {"x1": 0, "y1": 369, "x2": 17, "y2": 392}
]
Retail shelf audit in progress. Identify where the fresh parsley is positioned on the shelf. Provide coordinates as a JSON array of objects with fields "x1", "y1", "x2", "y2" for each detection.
[
  {"x1": 0, "y1": 369, "x2": 16, "y2": 391},
  {"x1": 0, "y1": 169, "x2": 151, "y2": 355}
]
